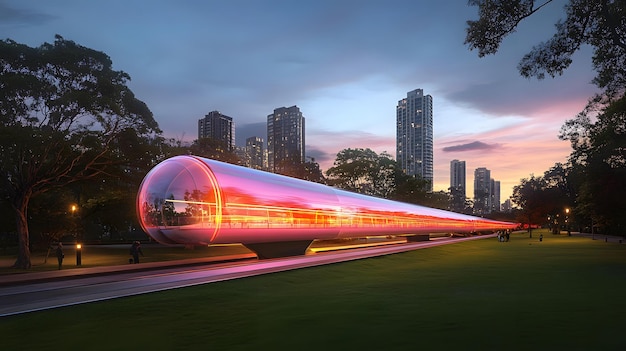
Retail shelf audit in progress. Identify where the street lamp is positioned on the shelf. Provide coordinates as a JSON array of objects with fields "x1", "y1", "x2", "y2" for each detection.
[
  {"x1": 76, "y1": 243, "x2": 82, "y2": 266},
  {"x1": 71, "y1": 204, "x2": 81, "y2": 266},
  {"x1": 565, "y1": 208, "x2": 571, "y2": 236}
]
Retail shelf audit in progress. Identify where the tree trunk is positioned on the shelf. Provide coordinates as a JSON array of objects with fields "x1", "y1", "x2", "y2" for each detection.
[{"x1": 12, "y1": 195, "x2": 32, "y2": 269}]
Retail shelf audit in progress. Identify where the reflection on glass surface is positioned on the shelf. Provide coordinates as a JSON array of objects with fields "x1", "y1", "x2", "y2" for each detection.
[{"x1": 137, "y1": 156, "x2": 517, "y2": 246}]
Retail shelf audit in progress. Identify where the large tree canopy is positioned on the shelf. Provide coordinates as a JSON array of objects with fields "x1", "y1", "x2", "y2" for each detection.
[
  {"x1": 559, "y1": 95, "x2": 626, "y2": 231},
  {"x1": 0, "y1": 35, "x2": 160, "y2": 268},
  {"x1": 325, "y1": 148, "x2": 433, "y2": 204},
  {"x1": 466, "y1": 0, "x2": 625, "y2": 99},
  {"x1": 325, "y1": 148, "x2": 396, "y2": 198},
  {"x1": 466, "y1": 0, "x2": 626, "y2": 233}
]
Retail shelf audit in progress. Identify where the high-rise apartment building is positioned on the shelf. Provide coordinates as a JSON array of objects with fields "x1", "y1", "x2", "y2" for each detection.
[
  {"x1": 450, "y1": 159, "x2": 467, "y2": 212},
  {"x1": 491, "y1": 180, "x2": 501, "y2": 212},
  {"x1": 396, "y1": 89, "x2": 433, "y2": 191},
  {"x1": 502, "y1": 198, "x2": 513, "y2": 213},
  {"x1": 267, "y1": 106, "x2": 305, "y2": 173},
  {"x1": 450, "y1": 159, "x2": 466, "y2": 197},
  {"x1": 245, "y1": 136, "x2": 265, "y2": 170},
  {"x1": 473, "y1": 167, "x2": 502, "y2": 214},
  {"x1": 198, "y1": 111, "x2": 235, "y2": 151},
  {"x1": 474, "y1": 167, "x2": 491, "y2": 215}
]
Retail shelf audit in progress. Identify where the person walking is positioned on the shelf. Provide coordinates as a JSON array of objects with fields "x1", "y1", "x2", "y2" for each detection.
[
  {"x1": 56, "y1": 242, "x2": 64, "y2": 269},
  {"x1": 129, "y1": 241, "x2": 144, "y2": 264}
]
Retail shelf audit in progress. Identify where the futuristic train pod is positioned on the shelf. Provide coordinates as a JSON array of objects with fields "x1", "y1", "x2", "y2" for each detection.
[{"x1": 136, "y1": 155, "x2": 517, "y2": 258}]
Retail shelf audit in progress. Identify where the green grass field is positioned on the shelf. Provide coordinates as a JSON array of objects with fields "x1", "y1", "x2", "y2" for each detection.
[{"x1": 2, "y1": 230, "x2": 626, "y2": 350}]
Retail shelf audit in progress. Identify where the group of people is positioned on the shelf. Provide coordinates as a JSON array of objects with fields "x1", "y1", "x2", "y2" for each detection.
[{"x1": 496, "y1": 230, "x2": 512, "y2": 242}]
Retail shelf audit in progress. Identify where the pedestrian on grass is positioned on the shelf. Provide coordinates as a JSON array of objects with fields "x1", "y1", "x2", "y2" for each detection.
[
  {"x1": 56, "y1": 242, "x2": 64, "y2": 269},
  {"x1": 130, "y1": 241, "x2": 144, "y2": 263}
]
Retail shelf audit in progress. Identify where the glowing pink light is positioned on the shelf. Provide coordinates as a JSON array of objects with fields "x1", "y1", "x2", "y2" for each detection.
[{"x1": 137, "y1": 156, "x2": 517, "y2": 251}]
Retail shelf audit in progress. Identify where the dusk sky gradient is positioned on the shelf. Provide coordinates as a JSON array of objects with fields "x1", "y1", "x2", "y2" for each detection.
[{"x1": 1, "y1": 0, "x2": 599, "y2": 201}]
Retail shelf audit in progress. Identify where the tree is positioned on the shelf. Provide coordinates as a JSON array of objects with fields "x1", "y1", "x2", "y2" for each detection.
[
  {"x1": 466, "y1": 0, "x2": 626, "y2": 234},
  {"x1": 390, "y1": 169, "x2": 432, "y2": 205},
  {"x1": 299, "y1": 158, "x2": 326, "y2": 184},
  {"x1": 421, "y1": 191, "x2": 451, "y2": 210},
  {"x1": 0, "y1": 36, "x2": 160, "y2": 268},
  {"x1": 559, "y1": 96, "x2": 626, "y2": 233},
  {"x1": 512, "y1": 175, "x2": 548, "y2": 237},
  {"x1": 277, "y1": 157, "x2": 326, "y2": 184},
  {"x1": 465, "y1": 0, "x2": 626, "y2": 99},
  {"x1": 189, "y1": 137, "x2": 241, "y2": 165},
  {"x1": 325, "y1": 148, "x2": 396, "y2": 198},
  {"x1": 24, "y1": 189, "x2": 76, "y2": 251},
  {"x1": 512, "y1": 166, "x2": 574, "y2": 236},
  {"x1": 76, "y1": 130, "x2": 167, "y2": 242}
]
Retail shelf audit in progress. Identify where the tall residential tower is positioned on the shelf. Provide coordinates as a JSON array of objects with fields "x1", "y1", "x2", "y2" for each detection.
[
  {"x1": 245, "y1": 136, "x2": 265, "y2": 170},
  {"x1": 450, "y1": 159, "x2": 466, "y2": 197},
  {"x1": 267, "y1": 106, "x2": 305, "y2": 174},
  {"x1": 450, "y1": 159, "x2": 467, "y2": 212},
  {"x1": 396, "y1": 89, "x2": 433, "y2": 191},
  {"x1": 474, "y1": 167, "x2": 492, "y2": 215},
  {"x1": 198, "y1": 111, "x2": 235, "y2": 151}
]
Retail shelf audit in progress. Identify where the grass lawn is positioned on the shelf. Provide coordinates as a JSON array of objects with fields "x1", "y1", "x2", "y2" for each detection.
[{"x1": 2, "y1": 230, "x2": 626, "y2": 350}]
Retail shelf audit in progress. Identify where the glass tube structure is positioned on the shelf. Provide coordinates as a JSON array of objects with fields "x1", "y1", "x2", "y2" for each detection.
[{"x1": 137, "y1": 156, "x2": 517, "y2": 258}]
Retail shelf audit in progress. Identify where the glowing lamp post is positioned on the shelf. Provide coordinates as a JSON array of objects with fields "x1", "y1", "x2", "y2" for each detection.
[
  {"x1": 71, "y1": 205, "x2": 82, "y2": 266},
  {"x1": 565, "y1": 208, "x2": 571, "y2": 236},
  {"x1": 76, "y1": 243, "x2": 82, "y2": 266}
]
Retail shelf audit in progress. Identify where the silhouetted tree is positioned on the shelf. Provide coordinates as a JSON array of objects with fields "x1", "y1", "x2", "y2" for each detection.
[
  {"x1": 512, "y1": 175, "x2": 548, "y2": 237},
  {"x1": 560, "y1": 97, "x2": 626, "y2": 233},
  {"x1": 281, "y1": 157, "x2": 326, "y2": 184},
  {"x1": 390, "y1": 169, "x2": 431, "y2": 205},
  {"x1": 189, "y1": 137, "x2": 241, "y2": 165},
  {"x1": 465, "y1": 0, "x2": 625, "y2": 99},
  {"x1": 466, "y1": 0, "x2": 626, "y2": 234},
  {"x1": 0, "y1": 36, "x2": 160, "y2": 268}
]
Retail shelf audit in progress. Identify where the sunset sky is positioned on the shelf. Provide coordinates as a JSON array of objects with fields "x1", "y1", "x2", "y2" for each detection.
[{"x1": 1, "y1": 0, "x2": 598, "y2": 201}]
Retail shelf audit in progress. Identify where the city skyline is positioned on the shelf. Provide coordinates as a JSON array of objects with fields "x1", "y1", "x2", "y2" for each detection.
[{"x1": 1, "y1": 0, "x2": 598, "y2": 200}]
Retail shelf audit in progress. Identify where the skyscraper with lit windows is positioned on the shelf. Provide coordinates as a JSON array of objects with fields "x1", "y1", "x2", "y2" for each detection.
[
  {"x1": 198, "y1": 111, "x2": 235, "y2": 151},
  {"x1": 474, "y1": 167, "x2": 492, "y2": 215},
  {"x1": 396, "y1": 89, "x2": 433, "y2": 191},
  {"x1": 267, "y1": 106, "x2": 305, "y2": 174},
  {"x1": 450, "y1": 159, "x2": 466, "y2": 198},
  {"x1": 245, "y1": 136, "x2": 265, "y2": 170}
]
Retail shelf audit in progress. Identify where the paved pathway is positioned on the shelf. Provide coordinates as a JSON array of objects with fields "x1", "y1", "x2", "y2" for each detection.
[{"x1": 0, "y1": 235, "x2": 491, "y2": 317}]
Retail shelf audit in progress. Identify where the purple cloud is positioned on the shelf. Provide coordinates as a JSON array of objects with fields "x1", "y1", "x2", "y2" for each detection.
[{"x1": 442, "y1": 141, "x2": 499, "y2": 152}]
